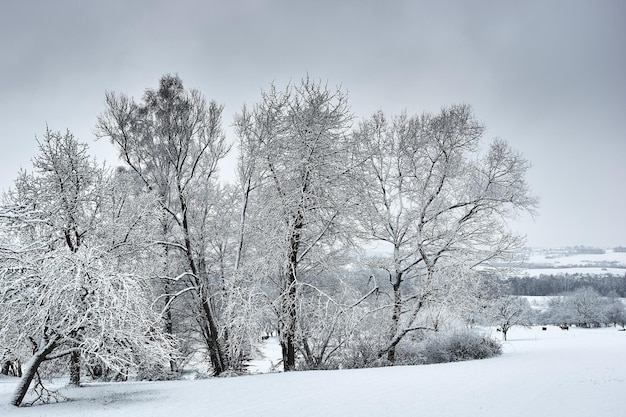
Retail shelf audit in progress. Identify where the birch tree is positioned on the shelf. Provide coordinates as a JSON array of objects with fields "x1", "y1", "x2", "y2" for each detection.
[
  {"x1": 95, "y1": 74, "x2": 231, "y2": 374},
  {"x1": 353, "y1": 105, "x2": 538, "y2": 363}
]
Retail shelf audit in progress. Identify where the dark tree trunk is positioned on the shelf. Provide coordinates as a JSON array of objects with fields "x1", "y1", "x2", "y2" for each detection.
[
  {"x1": 69, "y1": 350, "x2": 81, "y2": 386},
  {"x1": 280, "y1": 212, "x2": 303, "y2": 372},
  {"x1": 163, "y1": 282, "x2": 178, "y2": 373},
  {"x1": 180, "y1": 195, "x2": 226, "y2": 375},
  {"x1": 161, "y1": 223, "x2": 179, "y2": 373},
  {"x1": 386, "y1": 271, "x2": 403, "y2": 364},
  {"x1": 280, "y1": 276, "x2": 297, "y2": 371},
  {"x1": 199, "y1": 292, "x2": 226, "y2": 375}
]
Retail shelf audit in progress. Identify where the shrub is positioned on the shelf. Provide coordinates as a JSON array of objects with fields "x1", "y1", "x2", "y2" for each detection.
[
  {"x1": 135, "y1": 364, "x2": 179, "y2": 381},
  {"x1": 417, "y1": 330, "x2": 501, "y2": 364},
  {"x1": 334, "y1": 338, "x2": 390, "y2": 370}
]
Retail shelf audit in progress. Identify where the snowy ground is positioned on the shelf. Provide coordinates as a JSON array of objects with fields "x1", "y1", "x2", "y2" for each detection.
[{"x1": 1, "y1": 327, "x2": 624, "y2": 417}]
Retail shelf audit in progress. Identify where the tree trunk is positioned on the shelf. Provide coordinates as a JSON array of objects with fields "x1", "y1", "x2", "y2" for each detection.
[
  {"x1": 161, "y1": 223, "x2": 178, "y2": 373},
  {"x1": 234, "y1": 184, "x2": 251, "y2": 271},
  {"x1": 180, "y1": 195, "x2": 226, "y2": 375},
  {"x1": 164, "y1": 297, "x2": 178, "y2": 373},
  {"x1": 69, "y1": 350, "x2": 81, "y2": 386},
  {"x1": 163, "y1": 280, "x2": 178, "y2": 372},
  {"x1": 11, "y1": 339, "x2": 57, "y2": 407},
  {"x1": 280, "y1": 212, "x2": 302, "y2": 372},
  {"x1": 386, "y1": 271, "x2": 403, "y2": 364},
  {"x1": 280, "y1": 277, "x2": 297, "y2": 371},
  {"x1": 199, "y1": 291, "x2": 226, "y2": 375}
]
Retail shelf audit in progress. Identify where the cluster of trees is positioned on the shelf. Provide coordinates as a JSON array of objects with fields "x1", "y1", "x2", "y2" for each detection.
[
  {"x1": 0, "y1": 75, "x2": 537, "y2": 406},
  {"x1": 506, "y1": 274, "x2": 626, "y2": 297},
  {"x1": 540, "y1": 287, "x2": 626, "y2": 328},
  {"x1": 480, "y1": 286, "x2": 626, "y2": 341}
]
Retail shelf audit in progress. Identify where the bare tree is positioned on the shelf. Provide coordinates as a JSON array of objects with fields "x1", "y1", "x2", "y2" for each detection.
[
  {"x1": 295, "y1": 272, "x2": 380, "y2": 370},
  {"x1": 233, "y1": 77, "x2": 355, "y2": 370},
  {"x1": 353, "y1": 106, "x2": 538, "y2": 363},
  {"x1": 95, "y1": 74, "x2": 230, "y2": 374},
  {"x1": 489, "y1": 296, "x2": 533, "y2": 340}
]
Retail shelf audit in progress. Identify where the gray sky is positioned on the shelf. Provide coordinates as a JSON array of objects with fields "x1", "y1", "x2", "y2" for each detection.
[{"x1": 1, "y1": 0, "x2": 624, "y2": 248}]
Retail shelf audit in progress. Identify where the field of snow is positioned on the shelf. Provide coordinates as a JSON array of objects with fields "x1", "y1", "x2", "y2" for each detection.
[
  {"x1": 520, "y1": 248, "x2": 626, "y2": 277},
  {"x1": 1, "y1": 326, "x2": 624, "y2": 417},
  {"x1": 526, "y1": 248, "x2": 626, "y2": 265}
]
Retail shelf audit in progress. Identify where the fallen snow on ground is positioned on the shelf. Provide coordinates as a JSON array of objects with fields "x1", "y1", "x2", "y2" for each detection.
[
  {"x1": 246, "y1": 336, "x2": 283, "y2": 374},
  {"x1": 1, "y1": 326, "x2": 624, "y2": 417}
]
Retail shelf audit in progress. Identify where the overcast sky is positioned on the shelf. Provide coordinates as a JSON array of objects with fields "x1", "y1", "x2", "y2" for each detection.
[{"x1": 1, "y1": 0, "x2": 624, "y2": 248}]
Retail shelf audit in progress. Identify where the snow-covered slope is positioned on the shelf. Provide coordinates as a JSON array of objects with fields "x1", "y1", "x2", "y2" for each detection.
[{"x1": 1, "y1": 326, "x2": 624, "y2": 417}]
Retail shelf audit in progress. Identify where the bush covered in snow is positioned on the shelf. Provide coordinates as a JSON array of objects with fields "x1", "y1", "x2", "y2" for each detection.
[{"x1": 415, "y1": 330, "x2": 502, "y2": 364}]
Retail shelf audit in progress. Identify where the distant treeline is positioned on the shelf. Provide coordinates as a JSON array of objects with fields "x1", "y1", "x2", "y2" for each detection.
[{"x1": 505, "y1": 273, "x2": 626, "y2": 297}]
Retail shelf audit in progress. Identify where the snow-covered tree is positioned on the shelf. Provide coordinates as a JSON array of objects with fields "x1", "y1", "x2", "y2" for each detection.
[
  {"x1": 96, "y1": 74, "x2": 231, "y2": 374},
  {"x1": 352, "y1": 106, "x2": 538, "y2": 362},
  {"x1": 0, "y1": 131, "x2": 174, "y2": 407},
  {"x1": 544, "y1": 287, "x2": 617, "y2": 328},
  {"x1": 8, "y1": 128, "x2": 108, "y2": 386},
  {"x1": 294, "y1": 272, "x2": 380, "y2": 370},
  {"x1": 233, "y1": 77, "x2": 356, "y2": 370},
  {"x1": 0, "y1": 244, "x2": 174, "y2": 407},
  {"x1": 605, "y1": 293, "x2": 626, "y2": 327},
  {"x1": 489, "y1": 296, "x2": 533, "y2": 340},
  {"x1": 567, "y1": 287, "x2": 607, "y2": 327}
]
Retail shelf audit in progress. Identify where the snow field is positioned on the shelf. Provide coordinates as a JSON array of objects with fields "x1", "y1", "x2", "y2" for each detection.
[
  {"x1": 525, "y1": 249, "x2": 626, "y2": 266},
  {"x1": 1, "y1": 326, "x2": 624, "y2": 417},
  {"x1": 522, "y1": 248, "x2": 626, "y2": 277}
]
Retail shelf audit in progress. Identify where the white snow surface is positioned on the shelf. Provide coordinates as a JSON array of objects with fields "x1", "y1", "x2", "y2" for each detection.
[
  {"x1": 1, "y1": 327, "x2": 624, "y2": 416},
  {"x1": 521, "y1": 248, "x2": 626, "y2": 277}
]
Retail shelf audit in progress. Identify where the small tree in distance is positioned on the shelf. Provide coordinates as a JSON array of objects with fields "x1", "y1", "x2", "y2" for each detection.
[
  {"x1": 605, "y1": 292, "x2": 626, "y2": 327},
  {"x1": 567, "y1": 287, "x2": 607, "y2": 327},
  {"x1": 489, "y1": 296, "x2": 533, "y2": 341}
]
